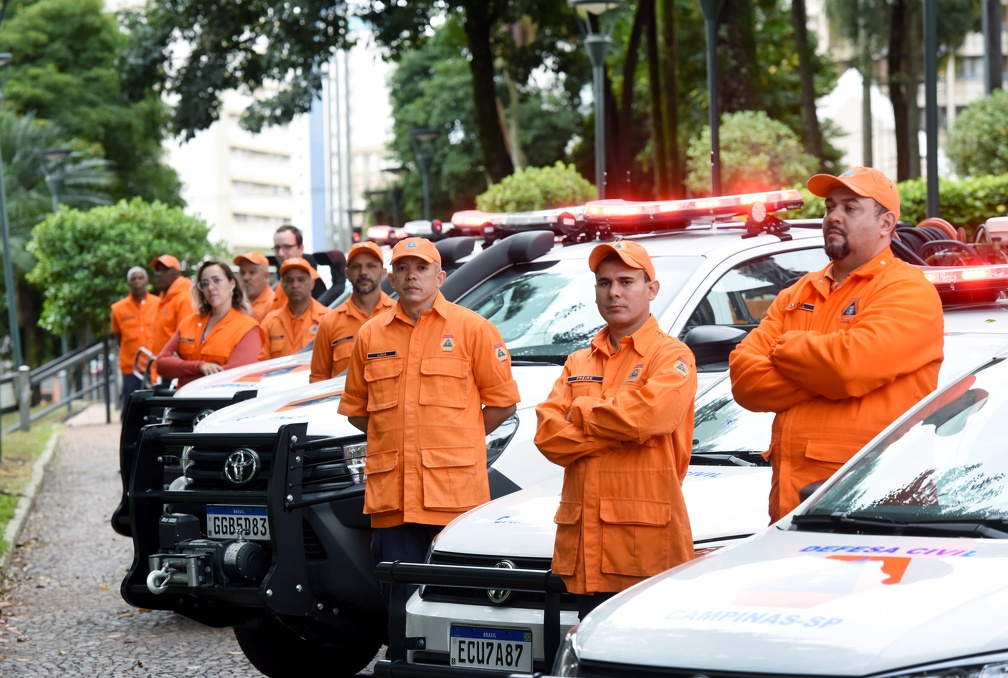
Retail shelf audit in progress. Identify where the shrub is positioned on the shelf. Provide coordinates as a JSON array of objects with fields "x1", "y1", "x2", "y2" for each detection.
[
  {"x1": 945, "y1": 90, "x2": 1008, "y2": 178},
  {"x1": 475, "y1": 162, "x2": 596, "y2": 212}
]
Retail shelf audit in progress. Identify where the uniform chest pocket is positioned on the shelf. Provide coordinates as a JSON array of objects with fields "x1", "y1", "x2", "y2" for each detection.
[
  {"x1": 570, "y1": 379, "x2": 603, "y2": 400},
  {"x1": 419, "y1": 356, "x2": 470, "y2": 408},
  {"x1": 363, "y1": 357, "x2": 403, "y2": 412}
]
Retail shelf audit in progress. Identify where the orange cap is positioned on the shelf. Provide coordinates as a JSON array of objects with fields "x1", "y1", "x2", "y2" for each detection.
[
  {"x1": 807, "y1": 166, "x2": 900, "y2": 221},
  {"x1": 589, "y1": 240, "x2": 656, "y2": 280},
  {"x1": 347, "y1": 241, "x2": 385, "y2": 266},
  {"x1": 279, "y1": 256, "x2": 318, "y2": 278},
  {"x1": 233, "y1": 251, "x2": 269, "y2": 269},
  {"x1": 150, "y1": 254, "x2": 180, "y2": 271},
  {"x1": 390, "y1": 237, "x2": 441, "y2": 266}
]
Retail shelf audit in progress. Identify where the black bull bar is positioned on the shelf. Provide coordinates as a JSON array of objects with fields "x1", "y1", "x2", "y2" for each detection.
[{"x1": 373, "y1": 561, "x2": 567, "y2": 678}]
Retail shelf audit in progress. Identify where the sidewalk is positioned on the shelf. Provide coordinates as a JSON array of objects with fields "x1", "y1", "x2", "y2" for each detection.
[{"x1": 0, "y1": 402, "x2": 116, "y2": 578}]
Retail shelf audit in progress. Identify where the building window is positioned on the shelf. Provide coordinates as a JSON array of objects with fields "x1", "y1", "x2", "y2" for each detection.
[
  {"x1": 233, "y1": 181, "x2": 292, "y2": 196},
  {"x1": 230, "y1": 147, "x2": 290, "y2": 163}
]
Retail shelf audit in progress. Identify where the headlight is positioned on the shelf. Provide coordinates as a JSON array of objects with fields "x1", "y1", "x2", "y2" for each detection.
[
  {"x1": 551, "y1": 626, "x2": 581, "y2": 677},
  {"x1": 343, "y1": 441, "x2": 367, "y2": 484},
  {"x1": 486, "y1": 413, "x2": 518, "y2": 464},
  {"x1": 882, "y1": 660, "x2": 1008, "y2": 677}
]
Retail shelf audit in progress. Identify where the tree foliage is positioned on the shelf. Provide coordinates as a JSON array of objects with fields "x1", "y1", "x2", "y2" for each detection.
[
  {"x1": 475, "y1": 162, "x2": 595, "y2": 212},
  {"x1": 685, "y1": 111, "x2": 818, "y2": 196},
  {"x1": 0, "y1": 0, "x2": 182, "y2": 205},
  {"x1": 944, "y1": 90, "x2": 1008, "y2": 179},
  {"x1": 25, "y1": 199, "x2": 226, "y2": 339}
]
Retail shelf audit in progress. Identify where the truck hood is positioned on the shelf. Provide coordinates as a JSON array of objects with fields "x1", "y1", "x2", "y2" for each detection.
[
  {"x1": 192, "y1": 363, "x2": 560, "y2": 440},
  {"x1": 575, "y1": 527, "x2": 1008, "y2": 675},
  {"x1": 431, "y1": 465, "x2": 771, "y2": 559},
  {"x1": 172, "y1": 351, "x2": 312, "y2": 400}
]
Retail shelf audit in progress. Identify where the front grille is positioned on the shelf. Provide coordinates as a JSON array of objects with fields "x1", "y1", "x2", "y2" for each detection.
[{"x1": 421, "y1": 551, "x2": 576, "y2": 610}]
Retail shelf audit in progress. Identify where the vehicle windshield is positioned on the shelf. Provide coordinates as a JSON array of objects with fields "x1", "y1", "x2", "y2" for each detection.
[
  {"x1": 691, "y1": 374, "x2": 772, "y2": 465},
  {"x1": 454, "y1": 255, "x2": 703, "y2": 364},
  {"x1": 805, "y1": 358, "x2": 1008, "y2": 522}
]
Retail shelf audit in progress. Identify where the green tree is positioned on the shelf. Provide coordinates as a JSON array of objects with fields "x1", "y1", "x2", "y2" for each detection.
[
  {"x1": 0, "y1": 0, "x2": 182, "y2": 205},
  {"x1": 475, "y1": 162, "x2": 595, "y2": 212},
  {"x1": 25, "y1": 199, "x2": 225, "y2": 342},
  {"x1": 685, "y1": 111, "x2": 818, "y2": 196},
  {"x1": 944, "y1": 90, "x2": 1008, "y2": 179},
  {"x1": 0, "y1": 110, "x2": 114, "y2": 365}
]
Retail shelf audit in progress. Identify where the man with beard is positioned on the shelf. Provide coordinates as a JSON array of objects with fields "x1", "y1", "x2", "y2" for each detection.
[
  {"x1": 729, "y1": 166, "x2": 944, "y2": 522},
  {"x1": 310, "y1": 241, "x2": 394, "y2": 382}
]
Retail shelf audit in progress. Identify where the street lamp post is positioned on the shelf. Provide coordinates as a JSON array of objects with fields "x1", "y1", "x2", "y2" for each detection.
[
  {"x1": 569, "y1": 1, "x2": 624, "y2": 200},
  {"x1": 698, "y1": 0, "x2": 724, "y2": 196},
  {"x1": 0, "y1": 52, "x2": 22, "y2": 378},
  {"x1": 409, "y1": 128, "x2": 439, "y2": 221},
  {"x1": 382, "y1": 164, "x2": 410, "y2": 228}
]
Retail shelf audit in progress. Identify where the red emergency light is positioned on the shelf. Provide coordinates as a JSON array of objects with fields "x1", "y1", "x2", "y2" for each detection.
[{"x1": 583, "y1": 189, "x2": 805, "y2": 232}]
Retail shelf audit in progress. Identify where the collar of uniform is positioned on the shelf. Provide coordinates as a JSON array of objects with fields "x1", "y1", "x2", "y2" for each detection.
[
  {"x1": 847, "y1": 245, "x2": 896, "y2": 281},
  {"x1": 384, "y1": 291, "x2": 448, "y2": 326},
  {"x1": 589, "y1": 314, "x2": 661, "y2": 357}
]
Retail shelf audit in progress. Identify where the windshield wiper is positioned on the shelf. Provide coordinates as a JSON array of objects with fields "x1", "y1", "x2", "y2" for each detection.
[
  {"x1": 793, "y1": 512, "x2": 1008, "y2": 538},
  {"x1": 689, "y1": 451, "x2": 768, "y2": 467}
]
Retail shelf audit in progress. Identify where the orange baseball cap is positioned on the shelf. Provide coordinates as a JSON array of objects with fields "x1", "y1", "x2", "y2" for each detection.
[
  {"x1": 233, "y1": 251, "x2": 269, "y2": 269},
  {"x1": 150, "y1": 254, "x2": 180, "y2": 270},
  {"x1": 807, "y1": 166, "x2": 901, "y2": 220},
  {"x1": 346, "y1": 241, "x2": 385, "y2": 266},
  {"x1": 390, "y1": 237, "x2": 441, "y2": 266},
  {"x1": 589, "y1": 240, "x2": 656, "y2": 280},
  {"x1": 279, "y1": 256, "x2": 319, "y2": 279}
]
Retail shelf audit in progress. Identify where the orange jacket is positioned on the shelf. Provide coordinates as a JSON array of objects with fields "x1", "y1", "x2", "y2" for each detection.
[
  {"x1": 157, "y1": 308, "x2": 264, "y2": 387},
  {"x1": 535, "y1": 315, "x2": 697, "y2": 595},
  {"x1": 729, "y1": 247, "x2": 944, "y2": 522},
  {"x1": 259, "y1": 298, "x2": 329, "y2": 360},
  {"x1": 337, "y1": 294, "x2": 521, "y2": 528},
  {"x1": 110, "y1": 293, "x2": 159, "y2": 374},
  {"x1": 310, "y1": 292, "x2": 394, "y2": 382},
  {"x1": 249, "y1": 286, "x2": 276, "y2": 323},
  {"x1": 151, "y1": 277, "x2": 194, "y2": 355}
]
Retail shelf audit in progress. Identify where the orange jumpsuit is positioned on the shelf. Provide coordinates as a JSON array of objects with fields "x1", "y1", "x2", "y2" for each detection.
[
  {"x1": 157, "y1": 309, "x2": 264, "y2": 387},
  {"x1": 248, "y1": 286, "x2": 276, "y2": 323},
  {"x1": 535, "y1": 315, "x2": 697, "y2": 595},
  {"x1": 310, "y1": 292, "x2": 394, "y2": 382},
  {"x1": 337, "y1": 293, "x2": 520, "y2": 528},
  {"x1": 730, "y1": 247, "x2": 944, "y2": 522},
  {"x1": 151, "y1": 277, "x2": 194, "y2": 356},
  {"x1": 110, "y1": 292, "x2": 159, "y2": 375},
  {"x1": 259, "y1": 298, "x2": 329, "y2": 360}
]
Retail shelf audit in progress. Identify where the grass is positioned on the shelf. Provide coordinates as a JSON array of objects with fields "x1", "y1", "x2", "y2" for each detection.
[{"x1": 0, "y1": 403, "x2": 91, "y2": 558}]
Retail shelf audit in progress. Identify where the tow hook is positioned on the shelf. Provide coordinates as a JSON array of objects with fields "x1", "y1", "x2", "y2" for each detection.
[
  {"x1": 146, "y1": 564, "x2": 174, "y2": 594},
  {"x1": 146, "y1": 533, "x2": 268, "y2": 592}
]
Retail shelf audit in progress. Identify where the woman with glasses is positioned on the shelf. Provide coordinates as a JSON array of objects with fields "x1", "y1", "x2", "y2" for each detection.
[{"x1": 156, "y1": 260, "x2": 265, "y2": 387}]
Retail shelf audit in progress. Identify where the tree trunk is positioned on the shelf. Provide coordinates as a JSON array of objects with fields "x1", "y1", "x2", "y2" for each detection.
[
  {"x1": 615, "y1": 1, "x2": 647, "y2": 198},
  {"x1": 887, "y1": 0, "x2": 911, "y2": 181},
  {"x1": 460, "y1": 0, "x2": 514, "y2": 183},
  {"x1": 717, "y1": 0, "x2": 760, "y2": 113},
  {"x1": 658, "y1": 0, "x2": 682, "y2": 197},
  {"x1": 646, "y1": 0, "x2": 667, "y2": 199},
  {"x1": 791, "y1": 0, "x2": 824, "y2": 164}
]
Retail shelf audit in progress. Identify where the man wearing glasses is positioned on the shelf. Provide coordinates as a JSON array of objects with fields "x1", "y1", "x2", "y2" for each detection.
[{"x1": 271, "y1": 224, "x2": 327, "y2": 309}]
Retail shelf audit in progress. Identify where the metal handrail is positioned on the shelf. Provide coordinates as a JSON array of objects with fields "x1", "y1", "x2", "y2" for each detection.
[{"x1": 1, "y1": 335, "x2": 115, "y2": 436}]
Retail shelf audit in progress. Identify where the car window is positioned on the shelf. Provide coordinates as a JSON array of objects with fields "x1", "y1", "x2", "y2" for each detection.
[
  {"x1": 691, "y1": 375, "x2": 773, "y2": 464},
  {"x1": 456, "y1": 256, "x2": 703, "y2": 364},
  {"x1": 682, "y1": 248, "x2": 829, "y2": 336},
  {"x1": 807, "y1": 359, "x2": 1008, "y2": 521}
]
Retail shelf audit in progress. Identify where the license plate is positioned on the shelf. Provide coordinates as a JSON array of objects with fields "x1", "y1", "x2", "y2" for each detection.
[
  {"x1": 206, "y1": 505, "x2": 270, "y2": 540},
  {"x1": 449, "y1": 625, "x2": 532, "y2": 672}
]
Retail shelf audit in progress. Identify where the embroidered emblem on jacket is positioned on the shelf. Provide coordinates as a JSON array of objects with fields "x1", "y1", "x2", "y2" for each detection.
[
  {"x1": 567, "y1": 375, "x2": 603, "y2": 383},
  {"x1": 441, "y1": 336, "x2": 455, "y2": 352},
  {"x1": 366, "y1": 350, "x2": 398, "y2": 359},
  {"x1": 494, "y1": 343, "x2": 508, "y2": 362},
  {"x1": 674, "y1": 356, "x2": 690, "y2": 376}
]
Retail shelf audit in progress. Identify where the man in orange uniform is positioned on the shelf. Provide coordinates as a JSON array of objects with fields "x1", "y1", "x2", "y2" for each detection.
[
  {"x1": 233, "y1": 251, "x2": 275, "y2": 322},
  {"x1": 535, "y1": 240, "x2": 697, "y2": 618},
  {"x1": 310, "y1": 241, "x2": 393, "y2": 382},
  {"x1": 338, "y1": 237, "x2": 520, "y2": 661},
  {"x1": 150, "y1": 254, "x2": 194, "y2": 362},
  {"x1": 259, "y1": 257, "x2": 329, "y2": 360},
  {"x1": 271, "y1": 224, "x2": 325, "y2": 309},
  {"x1": 730, "y1": 166, "x2": 944, "y2": 522},
  {"x1": 110, "y1": 266, "x2": 159, "y2": 418}
]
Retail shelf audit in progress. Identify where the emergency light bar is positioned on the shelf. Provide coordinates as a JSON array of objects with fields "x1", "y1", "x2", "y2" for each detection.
[
  {"x1": 499, "y1": 206, "x2": 584, "y2": 233},
  {"x1": 449, "y1": 210, "x2": 504, "y2": 237},
  {"x1": 921, "y1": 263, "x2": 1008, "y2": 306},
  {"x1": 583, "y1": 189, "x2": 805, "y2": 232}
]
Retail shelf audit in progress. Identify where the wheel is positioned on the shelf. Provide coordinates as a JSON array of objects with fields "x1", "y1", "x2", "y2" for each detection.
[{"x1": 234, "y1": 616, "x2": 382, "y2": 678}]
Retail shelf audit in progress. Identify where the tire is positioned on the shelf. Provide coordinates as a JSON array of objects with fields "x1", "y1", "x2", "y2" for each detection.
[{"x1": 234, "y1": 616, "x2": 382, "y2": 678}]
